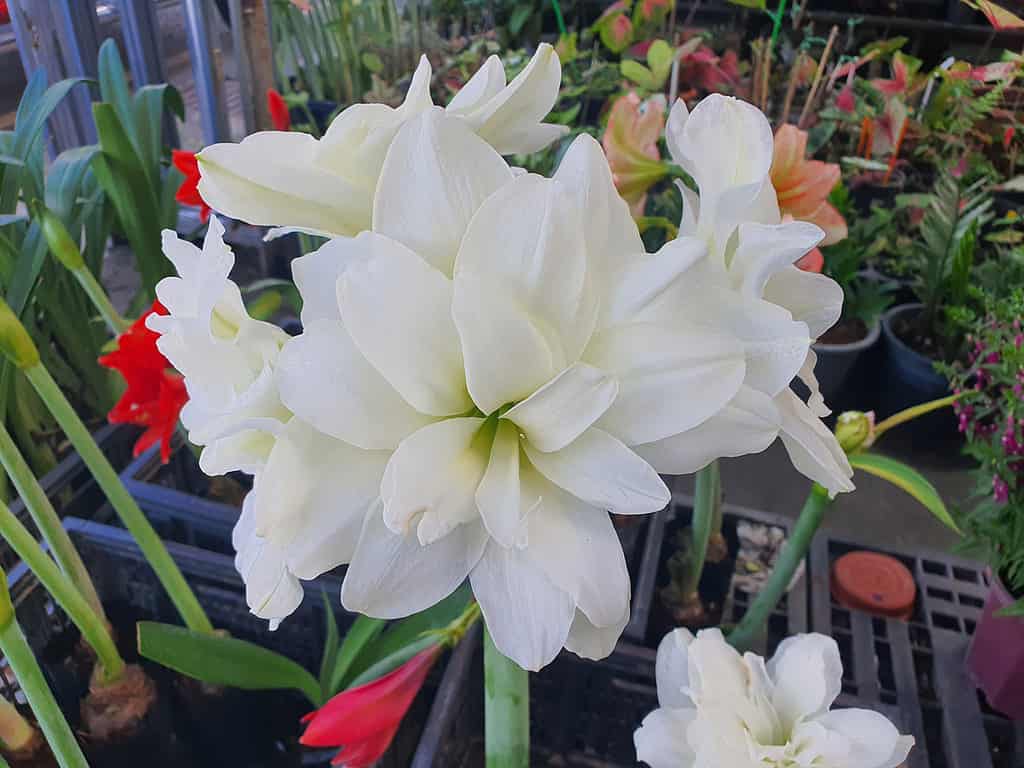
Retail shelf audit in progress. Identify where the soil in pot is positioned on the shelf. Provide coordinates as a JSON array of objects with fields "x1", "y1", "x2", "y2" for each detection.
[{"x1": 819, "y1": 318, "x2": 869, "y2": 345}]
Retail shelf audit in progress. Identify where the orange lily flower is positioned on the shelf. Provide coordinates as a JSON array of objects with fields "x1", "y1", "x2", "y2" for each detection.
[
  {"x1": 770, "y1": 124, "x2": 847, "y2": 246},
  {"x1": 602, "y1": 91, "x2": 667, "y2": 217}
]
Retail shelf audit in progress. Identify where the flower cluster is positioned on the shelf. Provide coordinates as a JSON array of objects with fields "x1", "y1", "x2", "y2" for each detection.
[
  {"x1": 150, "y1": 44, "x2": 851, "y2": 672},
  {"x1": 634, "y1": 628, "x2": 914, "y2": 768}
]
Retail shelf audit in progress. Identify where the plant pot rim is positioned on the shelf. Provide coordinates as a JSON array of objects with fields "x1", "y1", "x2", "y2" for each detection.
[
  {"x1": 989, "y1": 568, "x2": 1024, "y2": 611},
  {"x1": 813, "y1": 317, "x2": 881, "y2": 353}
]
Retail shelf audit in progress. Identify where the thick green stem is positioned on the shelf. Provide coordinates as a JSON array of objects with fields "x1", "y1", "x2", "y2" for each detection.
[
  {"x1": 0, "y1": 596, "x2": 88, "y2": 767},
  {"x1": 683, "y1": 461, "x2": 721, "y2": 599},
  {"x1": 24, "y1": 362, "x2": 213, "y2": 634},
  {"x1": 549, "y1": 0, "x2": 567, "y2": 37},
  {"x1": 0, "y1": 423, "x2": 105, "y2": 621},
  {"x1": 71, "y1": 266, "x2": 129, "y2": 335},
  {"x1": 728, "y1": 484, "x2": 831, "y2": 652},
  {"x1": 0, "y1": 501, "x2": 124, "y2": 681},
  {"x1": 483, "y1": 627, "x2": 529, "y2": 768}
]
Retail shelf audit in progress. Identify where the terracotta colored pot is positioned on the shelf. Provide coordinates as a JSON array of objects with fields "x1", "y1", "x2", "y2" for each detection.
[{"x1": 965, "y1": 574, "x2": 1024, "y2": 720}]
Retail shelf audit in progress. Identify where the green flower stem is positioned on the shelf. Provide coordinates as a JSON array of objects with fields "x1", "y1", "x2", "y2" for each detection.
[
  {"x1": 872, "y1": 394, "x2": 959, "y2": 442},
  {"x1": 0, "y1": 500, "x2": 124, "y2": 681},
  {"x1": 0, "y1": 423, "x2": 105, "y2": 621},
  {"x1": 549, "y1": 0, "x2": 567, "y2": 37},
  {"x1": 682, "y1": 461, "x2": 721, "y2": 600},
  {"x1": 23, "y1": 362, "x2": 214, "y2": 635},
  {"x1": 0, "y1": 572, "x2": 88, "y2": 768},
  {"x1": 728, "y1": 483, "x2": 831, "y2": 652},
  {"x1": 70, "y1": 265, "x2": 129, "y2": 335},
  {"x1": 768, "y1": 0, "x2": 788, "y2": 53},
  {"x1": 484, "y1": 627, "x2": 529, "y2": 768}
]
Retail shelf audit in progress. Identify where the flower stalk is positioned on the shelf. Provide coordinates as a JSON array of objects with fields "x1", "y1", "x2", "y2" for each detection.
[
  {"x1": 0, "y1": 500, "x2": 124, "y2": 682},
  {"x1": 728, "y1": 483, "x2": 830, "y2": 652},
  {"x1": 0, "y1": 569, "x2": 89, "y2": 768},
  {"x1": 484, "y1": 626, "x2": 529, "y2": 768},
  {"x1": 21, "y1": 360, "x2": 213, "y2": 634},
  {"x1": 682, "y1": 461, "x2": 721, "y2": 601}
]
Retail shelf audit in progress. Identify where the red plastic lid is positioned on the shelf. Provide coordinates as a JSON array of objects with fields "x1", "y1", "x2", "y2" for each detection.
[{"x1": 831, "y1": 551, "x2": 917, "y2": 620}]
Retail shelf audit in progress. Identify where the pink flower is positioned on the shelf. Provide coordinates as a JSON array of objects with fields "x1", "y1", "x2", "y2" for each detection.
[
  {"x1": 677, "y1": 41, "x2": 740, "y2": 93},
  {"x1": 300, "y1": 644, "x2": 443, "y2": 767},
  {"x1": 993, "y1": 476, "x2": 1010, "y2": 504},
  {"x1": 836, "y1": 83, "x2": 856, "y2": 113},
  {"x1": 770, "y1": 124, "x2": 847, "y2": 245},
  {"x1": 871, "y1": 53, "x2": 914, "y2": 97},
  {"x1": 871, "y1": 98, "x2": 908, "y2": 158},
  {"x1": 602, "y1": 91, "x2": 667, "y2": 217}
]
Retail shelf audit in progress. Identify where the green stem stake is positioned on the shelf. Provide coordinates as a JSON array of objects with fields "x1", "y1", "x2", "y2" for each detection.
[
  {"x1": 682, "y1": 461, "x2": 721, "y2": 600},
  {"x1": 0, "y1": 500, "x2": 124, "y2": 681},
  {"x1": 484, "y1": 627, "x2": 529, "y2": 768},
  {"x1": 549, "y1": 0, "x2": 567, "y2": 37},
  {"x1": 24, "y1": 361, "x2": 213, "y2": 635},
  {"x1": 728, "y1": 483, "x2": 830, "y2": 652},
  {"x1": 0, "y1": 570, "x2": 89, "y2": 768},
  {"x1": 0, "y1": 423, "x2": 106, "y2": 621}
]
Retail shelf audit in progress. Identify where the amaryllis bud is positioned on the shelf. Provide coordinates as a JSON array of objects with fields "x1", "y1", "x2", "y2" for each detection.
[
  {"x1": 300, "y1": 643, "x2": 443, "y2": 767},
  {"x1": 835, "y1": 411, "x2": 875, "y2": 453},
  {"x1": 0, "y1": 296, "x2": 40, "y2": 370},
  {"x1": 267, "y1": 89, "x2": 291, "y2": 132}
]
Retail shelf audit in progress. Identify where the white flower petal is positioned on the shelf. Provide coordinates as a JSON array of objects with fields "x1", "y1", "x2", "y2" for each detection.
[
  {"x1": 798, "y1": 350, "x2": 830, "y2": 418},
  {"x1": 455, "y1": 173, "x2": 597, "y2": 384},
  {"x1": 372, "y1": 108, "x2": 513, "y2": 276},
  {"x1": 198, "y1": 427, "x2": 278, "y2": 476},
  {"x1": 634, "y1": 707, "x2": 698, "y2": 768},
  {"x1": 291, "y1": 236, "x2": 374, "y2": 325},
  {"x1": 767, "y1": 633, "x2": 843, "y2": 731},
  {"x1": 503, "y1": 363, "x2": 618, "y2": 453},
  {"x1": 553, "y1": 133, "x2": 644, "y2": 283},
  {"x1": 634, "y1": 386, "x2": 781, "y2": 474},
  {"x1": 198, "y1": 132, "x2": 369, "y2": 236},
  {"x1": 342, "y1": 501, "x2": 488, "y2": 619},
  {"x1": 456, "y1": 43, "x2": 568, "y2": 155},
  {"x1": 445, "y1": 55, "x2": 506, "y2": 114},
  {"x1": 730, "y1": 221, "x2": 825, "y2": 300},
  {"x1": 524, "y1": 428, "x2": 669, "y2": 515},
  {"x1": 339, "y1": 232, "x2": 471, "y2": 416},
  {"x1": 381, "y1": 418, "x2": 490, "y2": 545},
  {"x1": 764, "y1": 266, "x2": 845, "y2": 340},
  {"x1": 524, "y1": 470, "x2": 630, "y2": 628},
  {"x1": 233, "y1": 494, "x2": 304, "y2": 623},
  {"x1": 806, "y1": 709, "x2": 915, "y2": 768},
  {"x1": 452, "y1": 273, "x2": 560, "y2": 414},
  {"x1": 585, "y1": 322, "x2": 745, "y2": 446},
  {"x1": 276, "y1": 320, "x2": 433, "y2": 450},
  {"x1": 776, "y1": 389, "x2": 854, "y2": 496},
  {"x1": 656, "y1": 628, "x2": 696, "y2": 709},
  {"x1": 475, "y1": 420, "x2": 530, "y2": 548},
  {"x1": 251, "y1": 418, "x2": 389, "y2": 579},
  {"x1": 564, "y1": 608, "x2": 628, "y2": 661},
  {"x1": 470, "y1": 539, "x2": 575, "y2": 671}
]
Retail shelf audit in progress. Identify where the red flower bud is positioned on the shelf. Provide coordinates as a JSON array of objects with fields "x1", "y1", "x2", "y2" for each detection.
[
  {"x1": 267, "y1": 89, "x2": 291, "y2": 132},
  {"x1": 172, "y1": 150, "x2": 211, "y2": 223}
]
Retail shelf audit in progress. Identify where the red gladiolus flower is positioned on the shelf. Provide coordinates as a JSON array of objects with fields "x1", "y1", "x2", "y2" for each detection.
[
  {"x1": 0, "y1": 1, "x2": 10, "y2": 25},
  {"x1": 267, "y1": 89, "x2": 291, "y2": 131},
  {"x1": 98, "y1": 302, "x2": 187, "y2": 464},
  {"x1": 172, "y1": 150, "x2": 211, "y2": 223},
  {"x1": 301, "y1": 643, "x2": 442, "y2": 767}
]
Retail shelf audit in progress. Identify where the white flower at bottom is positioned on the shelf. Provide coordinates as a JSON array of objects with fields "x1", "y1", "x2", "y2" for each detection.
[{"x1": 635, "y1": 628, "x2": 914, "y2": 768}]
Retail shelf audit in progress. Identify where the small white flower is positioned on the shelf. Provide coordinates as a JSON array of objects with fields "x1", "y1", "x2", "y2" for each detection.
[
  {"x1": 625, "y1": 95, "x2": 854, "y2": 496},
  {"x1": 196, "y1": 45, "x2": 568, "y2": 239},
  {"x1": 635, "y1": 628, "x2": 915, "y2": 768}
]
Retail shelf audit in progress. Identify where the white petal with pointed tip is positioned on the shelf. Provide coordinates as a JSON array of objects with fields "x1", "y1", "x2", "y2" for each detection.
[
  {"x1": 524, "y1": 428, "x2": 669, "y2": 515},
  {"x1": 633, "y1": 707, "x2": 698, "y2": 768},
  {"x1": 776, "y1": 389, "x2": 854, "y2": 496},
  {"x1": 764, "y1": 266, "x2": 845, "y2": 340},
  {"x1": 475, "y1": 420, "x2": 528, "y2": 548},
  {"x1": 768, "y1": 633, "x2": 843, "y2": 731},
  {"x1": 656, "y1": 628, "x2": 696, "y2": 709},
  {"x1": 730, "y1": 221, "x2": 825, "y2": 299},
  {"x1": 565, "y1": 608, "x2": 628, "y2": 661}
]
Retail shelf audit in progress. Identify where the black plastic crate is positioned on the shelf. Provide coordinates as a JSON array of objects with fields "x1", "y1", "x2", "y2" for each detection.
[
  {"x1": 626, "y1": 493, "x2": 808, "y2": 657},
  {"x1": 4, "y1": 518, "x2": 445, "y2": 767},
  {"x1": 0, "y1": 424, "x2": 137, "y2": 571},
  {"x1": 810, "y1": 533, "x2": 1024, "y2": 768}
]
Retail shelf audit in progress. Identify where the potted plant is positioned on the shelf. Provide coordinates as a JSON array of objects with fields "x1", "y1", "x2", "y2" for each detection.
[{"x1": 946, "y1": 290, "x2": 1024, "y2": 719}]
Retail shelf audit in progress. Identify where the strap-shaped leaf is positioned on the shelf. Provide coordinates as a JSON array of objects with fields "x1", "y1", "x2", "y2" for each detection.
[
  {"x1": 849, "y1": 453, "x2": 960, "y2": 533},
  {"x1": 318, "y1": 591, "x2": 341, "y2": 698},
  {"x1": 45, "y1": 145, "x2": 101, "y2": 221},
  {"x1": 327, "y1": 614, "x2": 386, "y2": 696},
  {"x1": 98, "y1": 39, "x2": 137, "y2": 145},
  {"x1": 137, "y1": 622, "x2": 323, "y2": 706}
]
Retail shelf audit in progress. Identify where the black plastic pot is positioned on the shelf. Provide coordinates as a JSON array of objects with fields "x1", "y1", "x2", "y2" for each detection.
[
  {"x1": 625, "y1": 493, "x2": 807, "y2": 658},
  {"x1": 6, "y1": 518, "x2": 443, "y2": 767},
  {"x1": 813, "y1": 319, "x2": 882, "y2": 411},
  {"x1": 0, "y1": 424, "x2": 137, "y2": 571}
]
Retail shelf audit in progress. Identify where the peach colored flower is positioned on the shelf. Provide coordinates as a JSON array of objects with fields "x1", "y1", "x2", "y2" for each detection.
[
  {"x1": 602, "y1": 91, "x2": 667, "y2": 216},
  {"x1": 770, "y1": 124, "x2": 847, "y2": 246},
  {"x1": 289, "y1": 0, "x2": 312, "y2": 10}
]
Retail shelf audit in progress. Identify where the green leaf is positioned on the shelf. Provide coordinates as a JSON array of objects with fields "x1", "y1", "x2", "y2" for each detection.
[
  {"x1": 98, "y1": 39, "x2": 137, "y2": 142},
  {"x1": 726, "y1": 0, "x2": 766, "y2": 7},
  {"x1": 133, "y1": 84, "x2": 183, "y2": 190},
  {"x1": 137, "y1": 622, "x2": 323, "y2": 706},
  {"x1": 318, "y1": 592, "x2": 341, "y2": 697},
  {"x1": 345, "y1": 586, "x2": 471, "y2": 685},
  {"x1": 45, "y1": 145, "x2": 101, "y2": 221},
  {"x1": 996, "y1": 599, "x2": 1024, "y2": 618},
  {"x1": 328, "y1": 614, "x2": 386, "y2": 695},
  {"x1": 345, "y1": 635, "x2": 439, "y2": 690},
  {"x1": 361, "y1": 51, "x2": 384, "y2": 74},
  {"x1": 620, "y1": 60, "x2": 656, "y2": 90},
  {"x1": 0, "y1": 156, "x2": 24, "y2": 168},
  {"x1": 646, "y1": 40, "x2": 674, "y2": 87},
  {"x1": 508, "y1": 4, "x2": 533, "y2": 37},
  {"x1": 849, "y1": 453, "x2": 961, "y2": 533},
  {"x1": 7, "y1": 221, "x2": 48, "y2": 317}
]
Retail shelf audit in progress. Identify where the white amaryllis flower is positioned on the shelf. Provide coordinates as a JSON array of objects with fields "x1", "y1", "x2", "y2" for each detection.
[
  {"x1": 196, "y1": 45, "x2": 567, "y2": 239},
  {"x1": 269, "y1": 106, "x2": 749, "y2": 670},
  {"x1": 622, "y1": 94, "x2": 854, "y2": 496},
  {"x1": 635, "y1": 628, "x2": 914, "y2": 768}
]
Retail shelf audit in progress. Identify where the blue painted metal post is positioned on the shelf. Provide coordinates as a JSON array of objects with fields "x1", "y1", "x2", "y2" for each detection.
[{"x1": 182, "y1": 0, "x2": 230, "y2": 144}]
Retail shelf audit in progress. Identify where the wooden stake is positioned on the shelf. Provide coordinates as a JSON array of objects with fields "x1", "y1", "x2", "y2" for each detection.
[
  {"x1": 781, "y1": 51, "x2": 803, "y2": 125},
  {"x1": 761, "y1": 41, "x2": 773, "y2": 111},
  {"x1": 797, "y1": 24, "x2": 838, "y2": 129}
]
